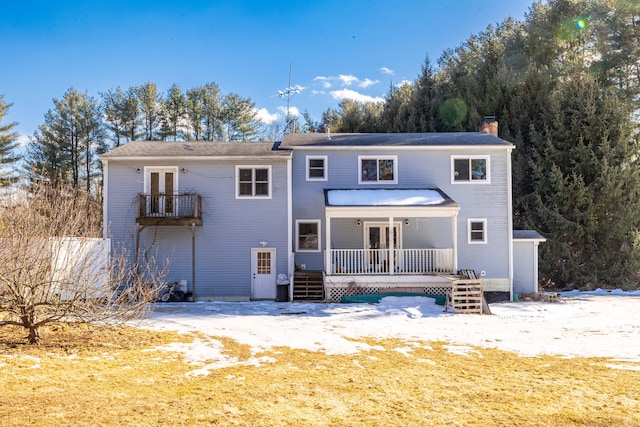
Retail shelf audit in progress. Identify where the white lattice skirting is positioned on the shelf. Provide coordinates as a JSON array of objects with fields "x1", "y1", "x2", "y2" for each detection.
[{"x1": 326, "y1": 284, "x2": 452, "y2": 303}]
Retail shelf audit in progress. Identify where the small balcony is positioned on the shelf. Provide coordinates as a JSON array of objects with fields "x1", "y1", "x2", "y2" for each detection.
[{"x1": 136, "y1": 193, "x2": 202, "y2": 226}]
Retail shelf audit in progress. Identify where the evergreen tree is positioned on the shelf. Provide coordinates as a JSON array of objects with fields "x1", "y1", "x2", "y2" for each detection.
[
  {"x1": 161, "y1": 83, "x2": 187, "y2": 141},
  {"x1": 186, "y1": 82, "x2": 222, "y2": 141},
  {"x1": 380, "y1": 82, "x2": 413, "y2": 132},
  {"x1": 24, "y1": 88, "x2": 102, "y2": 192},
  {"x1": 407, "y1": 57, "x2": 439, "y2": 132},
  {"x1": 221, "y1": 93, "x2": 258, "y2": 141},
  {"x1": 524, "y1": 74, "x2": 640, "y2": 288},
  {"x1": 0, "y1": 95, "x2": 19, "y2": 186},
  {"x1": 136, "y1": 82, "x2": 161, "y2": 140},
  {"x1": 101, "y1": 86, "x2": 140, "y2": 147}
]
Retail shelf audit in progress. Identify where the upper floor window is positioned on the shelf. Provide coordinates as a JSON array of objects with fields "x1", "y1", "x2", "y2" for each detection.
[
  {"x1": 306, "y1": 156, "x2": 327, "y2": 181},
  {"x1": 452, "y1": 156, "x2": 490, "y2": 183},
  {"x1": 468, "y1": 218, "x2": 487, "y2": 244},
  {"x1": 236, "y1": 166, "x2": 271, "y2": 199},
  {"x1": 359, "y1": 156, "x2": 397, "y2": 184}
]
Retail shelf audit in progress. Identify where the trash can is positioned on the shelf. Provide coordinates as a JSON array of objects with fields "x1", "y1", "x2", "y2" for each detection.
[{"x1": 276, "y1": 273, "x2": 290, "y2": 302}]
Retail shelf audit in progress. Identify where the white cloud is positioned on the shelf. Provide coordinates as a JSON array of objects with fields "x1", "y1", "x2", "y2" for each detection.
[
  {"x1": 255, "y1": 108, "x2": 280, "y2": 124},
  {"x1": 277, "y1": 105, "x2": 300, "y2": 117},
  {"x1": 329, "y1": 89, "x2": 384, "y2": 104},
  {"x1": 359, "y1": 78, "x2": 378, "y2": 88},
  {"x1": 16, "y1": 133, "x2": 32, "y2": 146},
  {"x1": 314, "y1": 76, "x2": 332, "y2": 88},
  {"x1": 338, "y1": 74, "x2": 359, "y2": 86},
  {"x1": 380, "y1": 67, "x2": 394, "y2": 75}
]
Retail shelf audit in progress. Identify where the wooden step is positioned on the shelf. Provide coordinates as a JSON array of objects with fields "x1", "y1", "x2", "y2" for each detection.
[{"x1": 292, "y1": 271, "x2": 324, "y2": 301}]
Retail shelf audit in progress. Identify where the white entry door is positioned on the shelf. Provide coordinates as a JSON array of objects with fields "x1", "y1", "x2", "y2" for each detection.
[{"x1": 251, "y1": 248, "x2": 276, "y2": 299}]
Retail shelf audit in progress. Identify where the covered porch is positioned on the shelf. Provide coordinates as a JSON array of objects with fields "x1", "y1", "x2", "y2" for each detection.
[{"x1": 322, "y1": 189, "x2": 460, "y2": 301}]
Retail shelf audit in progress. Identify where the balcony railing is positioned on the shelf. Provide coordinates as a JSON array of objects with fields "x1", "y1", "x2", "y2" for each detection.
[
  {"x1": 137, "y1": 193, "x2": 202, "y2": 225},
  {"x1": 330, "y1": 248, "x2": 453, "y2": 275}
]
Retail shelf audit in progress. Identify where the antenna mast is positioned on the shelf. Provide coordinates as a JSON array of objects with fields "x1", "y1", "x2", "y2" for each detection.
[{"x1": 277, "y1": 63, "x2": 302, "y2": 136}]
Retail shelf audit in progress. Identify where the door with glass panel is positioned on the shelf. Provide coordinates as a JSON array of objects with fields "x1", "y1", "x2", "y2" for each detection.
[
  {"x1": 364, "y1": 222, "x2": 401, "y2": 273},
  {"x1": 251, "y1": 248, "x2": 276, "y2": 299},
  {"x1": 146, "y1": 168, "x2": 176, "y2": 216}
]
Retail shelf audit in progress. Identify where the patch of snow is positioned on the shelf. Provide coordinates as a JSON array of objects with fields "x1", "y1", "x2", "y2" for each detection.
[
  {"x1": 326, "y1": 189, "x2": 445, "y2": 206},
  {"x1": 142, "y1": 292, "x2": 640, "y2": 374}
]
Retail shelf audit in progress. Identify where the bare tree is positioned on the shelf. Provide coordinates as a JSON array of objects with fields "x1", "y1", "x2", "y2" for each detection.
[{"x1": 0, "y1": 182, "x2": 166, "y2": 344}]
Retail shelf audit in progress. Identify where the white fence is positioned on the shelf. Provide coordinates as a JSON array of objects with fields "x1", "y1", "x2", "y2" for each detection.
[{"x1": 50, "y1": 238, "x2": 111, "y2": 300}]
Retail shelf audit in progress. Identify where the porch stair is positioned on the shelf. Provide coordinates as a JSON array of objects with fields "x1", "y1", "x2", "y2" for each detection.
[{"x1": 292, "y1": 270, "x2": 325, "y2": 302}]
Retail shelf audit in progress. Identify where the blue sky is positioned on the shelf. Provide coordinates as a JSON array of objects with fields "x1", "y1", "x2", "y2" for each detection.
[{"x1": 2, "y1": 0, "x2": 534, "y2": 142}]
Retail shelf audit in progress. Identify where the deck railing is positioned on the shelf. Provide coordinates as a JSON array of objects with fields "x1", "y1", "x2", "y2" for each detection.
[
  {"x1": 330, "y1": 248, "x2": 454, "y2": 275},
  {"x1": 137, "y1": 193, "x2": 202, "y2": 219}
]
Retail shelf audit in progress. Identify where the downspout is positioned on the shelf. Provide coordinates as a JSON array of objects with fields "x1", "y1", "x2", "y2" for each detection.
[{"x1": 286, "y1": 155, "x2": 293, "y2": 300}]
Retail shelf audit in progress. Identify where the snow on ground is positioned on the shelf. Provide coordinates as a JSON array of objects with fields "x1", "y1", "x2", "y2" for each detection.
[{"x1": 141, "y1": 290, "x2": 640, "y2": 374}]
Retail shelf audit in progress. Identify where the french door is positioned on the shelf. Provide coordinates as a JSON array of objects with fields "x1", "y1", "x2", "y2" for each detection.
[
  {"x1": 145, "y1": 167, "x2": 177, "y2": 216},
  {"x1": 364, "y1": 222, "x2": 401, "y2": 272}
]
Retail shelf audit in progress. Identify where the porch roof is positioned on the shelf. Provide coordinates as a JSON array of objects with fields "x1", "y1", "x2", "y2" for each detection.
[{"x1": 324, "y1": 188, "x2": 459, "y2": 218}]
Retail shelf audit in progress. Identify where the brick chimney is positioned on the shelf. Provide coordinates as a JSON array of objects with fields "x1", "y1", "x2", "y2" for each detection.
[{"x1": 479, "y1": 116, "x2": 498, "y2": 137}]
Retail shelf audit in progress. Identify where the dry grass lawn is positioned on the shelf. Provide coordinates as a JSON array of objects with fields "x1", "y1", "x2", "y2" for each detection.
[{"x1": 1, "y1": 324, "x2": 639, "y2": 426}]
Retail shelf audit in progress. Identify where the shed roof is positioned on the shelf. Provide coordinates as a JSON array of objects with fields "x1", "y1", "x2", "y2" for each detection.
[
  {"x1": 101, "y1": 140, "x2": 290, "y2": 159},
  {"x1": 280, "y1": 132, "x2": 513, "y2": 148},
  {"x1": 513, "y1": 230, "x2": 546, "y2": 241}
]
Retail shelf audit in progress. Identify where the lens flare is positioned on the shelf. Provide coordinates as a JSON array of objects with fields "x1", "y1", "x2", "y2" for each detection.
[{"x1": 558, "y1": 16, "x2": 589, "y2": 41}]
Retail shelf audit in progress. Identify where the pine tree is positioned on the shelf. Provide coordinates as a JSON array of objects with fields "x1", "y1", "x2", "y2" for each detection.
[
  {"x1": 161, "y1": 83, "x2": 187, "y2": 141},
  {"x1": 24, "y1": 88, "x2": 102, "y2": 192},
  {"x1": 524, "y1": 75, "x2": 640, "y2": 288},
  {"x1": 136, "y1": 82, "x2": 162, "y2": 140},
  {"x1": 0, "y1": 95, "x2": 19, "y2": 186}
]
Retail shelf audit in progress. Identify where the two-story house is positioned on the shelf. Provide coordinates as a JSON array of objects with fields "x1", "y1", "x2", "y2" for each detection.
[{"x1": 101, "y1": 119, "x2": 543, "y2": 302}]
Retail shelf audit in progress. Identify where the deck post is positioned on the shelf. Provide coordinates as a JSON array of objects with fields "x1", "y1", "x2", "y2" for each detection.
[
  {"x1": 388, "y1": 216, "x2": 395, "y2": 275},
  {"x1": 325, "y1": 216, "x2": 331, "y2": 274},
  {"x1": 189, "y1": 223, "x2": 196, "y2": 300},
  {"x1": 452, "y1": 213, "x2": 458, "y2": 274}
]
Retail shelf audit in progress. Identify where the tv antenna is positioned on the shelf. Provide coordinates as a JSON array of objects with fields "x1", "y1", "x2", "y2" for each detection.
[{"x1": 276, "y1": 63, "x2": 302, "y2": 135}]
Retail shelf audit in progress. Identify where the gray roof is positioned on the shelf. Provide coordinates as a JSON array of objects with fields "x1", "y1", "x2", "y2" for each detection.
[
  {"x1": 280, "y1": 132, "x2": 513, "y2": 148},
  {"x1": 101, "y1": 140, "x2": 291, "y2": 159},
  {"x1": 513, "y1": 230, "x2": 546, "y2": 241}
]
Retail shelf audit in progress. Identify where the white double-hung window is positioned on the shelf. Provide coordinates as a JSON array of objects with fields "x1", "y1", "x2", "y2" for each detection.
[
  {"x1": 468, "y1": 218, "x2": 487, "y2": 244},
  {"x1": 236, "y1": 166, "x2": 271, "y2": 199},
  {"x1": 306, "y1": 156, "x2": 328, "y2": 181}
]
